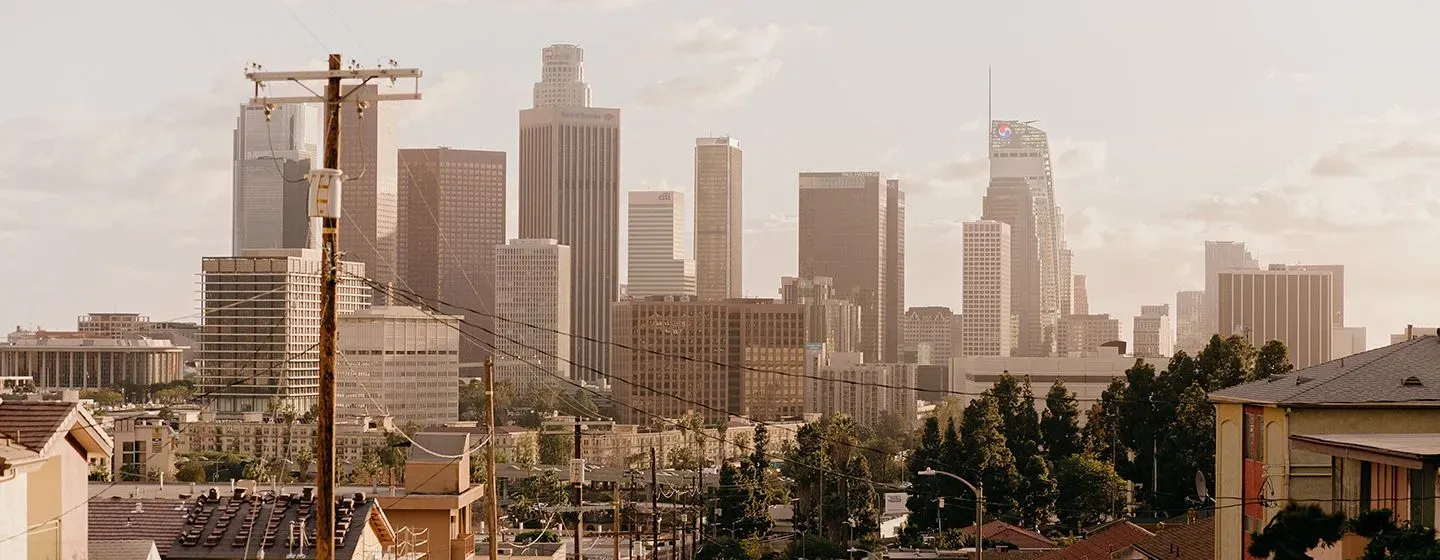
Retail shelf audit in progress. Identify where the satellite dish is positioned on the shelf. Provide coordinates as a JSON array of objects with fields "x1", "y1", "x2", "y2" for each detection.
[{"x1": 1195, "y1": 471, "x2": 1212, "y2": 503}]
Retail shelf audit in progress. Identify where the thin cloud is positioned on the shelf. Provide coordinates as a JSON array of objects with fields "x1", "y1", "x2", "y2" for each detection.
[{"x1": 640, "y1": 20, "x2": 824, "y2": 109}]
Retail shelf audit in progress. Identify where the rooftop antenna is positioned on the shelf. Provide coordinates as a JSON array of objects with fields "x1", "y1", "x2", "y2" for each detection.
[{"x1": 987, "y1": 65, "x2": 992, "y2": 133}]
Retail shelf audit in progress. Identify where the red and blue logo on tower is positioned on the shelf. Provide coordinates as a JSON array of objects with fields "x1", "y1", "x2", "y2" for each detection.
[{"x1": 996, "y1": 122, "x2": 1013, "y2": 140}]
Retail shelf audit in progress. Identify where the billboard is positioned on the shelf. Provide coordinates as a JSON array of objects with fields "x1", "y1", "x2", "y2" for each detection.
[{"x1": 883, "y1": 493, "x2": 908, "y2": 515}]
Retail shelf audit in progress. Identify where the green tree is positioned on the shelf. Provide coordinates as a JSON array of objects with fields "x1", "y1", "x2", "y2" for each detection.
[
  {"x1": 987, "y1": 373, "x2": 1042, "y2": 461},
  {"x1": 1198, "y1": 334, "x2": 1258, "y2": 389},
  {"x1": 514, "y1": 530, "x2": 559, "y2": 543},
  {"x1": 508, "y1": 471, "x2": 569, "y2": 528},
  {"x1": 1248, "y1": 503, "x2": 1345, "y2": 560},
  {"x1": 176, "y1": 461, "x2": 206, "y2": 483},
  {"x1": 1118, "y1": 359, "x2": 1163, "y2": 505},
  {"x1": 1350, "y1": 508, "x2": 1440, "y2": 560},
  {"x1": 1254, "y1": 339, "x2": 1295, "y2": 381},
  {"x1": 860, "y1": 410, "x2": 912, "y2": 484},
  {"x1": 1154, "y1": 384, "x2": 1216, "y2": 513},
  {"x1": 784, "y1": 421, "x2": 831, "y2": 536},
  {"x1": 1015, "y1": 455, "x2": 1057, "y2": 529},
  {"x1": 1052, "y1": 454, "x2": 1127, "y2": 530},
  {"x1": 929, "y1": 396, "x2": 965, "y2": 433},
  {"x1": 697, "y1": 536, "x2": 749, "y2": 560},
  {"x1": 903, "y1": 418, "x2": 944, "y2": 538},
  {"x1": 1083, "y1": 378, "x2": 1128, "y2": 472},
  {"x1": 538, "y1": 432, "x2": 571, "y2": 465},
  {"x1": 958, "y1": 395, "x2": 1020, "y2": 527},
  {"x1": 1040, "y1": 380, "x2": 1083, "y2": 463},
  {"x1": 667, "y1": 446, "x2": 706, "y2": 470},
  {"x1": 81, "y1": 389, "x2": 123, "y2": 406},
  {"x1": 559, "y1": 389, "x2": 599, "y2": 418}
]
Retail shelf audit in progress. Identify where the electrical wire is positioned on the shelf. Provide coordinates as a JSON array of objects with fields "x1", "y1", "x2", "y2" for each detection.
[{"x1": 363, "y1": 278, "x2": 1205, "y2": 408}]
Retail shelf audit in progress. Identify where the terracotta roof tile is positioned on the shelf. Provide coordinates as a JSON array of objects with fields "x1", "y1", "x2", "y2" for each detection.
[
  {"x1": 960, "y1": 521, "x2": 1055, "y2": 549},
  {"x1": 1127, "y1": 517, "x2": 1214, "y2": 560},
  {"x1": 1036, "y1": 521, "x2": 1154, "y2": 560}
]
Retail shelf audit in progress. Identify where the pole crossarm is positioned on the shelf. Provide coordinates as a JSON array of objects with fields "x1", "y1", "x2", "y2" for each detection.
[
  {"x1": 248, "y1": 92, "x2": 422, "y2": 105},
  {"x1": 245, "y1": 68, "x2": 422, "y2": 82}
]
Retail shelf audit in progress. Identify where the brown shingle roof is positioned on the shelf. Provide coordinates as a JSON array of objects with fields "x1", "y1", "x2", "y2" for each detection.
[
  {"x1": 87, "y1": 539, "x2": 159, "y2": 560},
  {"x1": 0, "y1": 401, "x2": 79, "y2": 452},
  {"x1": 1127, "y1": 517, "x2": 1214, "y2": 560},
  {"x1": 960, "y1": 521, "x2": 1055, "y2": 549},
  {"x1": 1036, "y1": 521, "x2": 1153, "y2": 560},
  {"x1": 1209, "y1": 336, "x2": 1440, "y2": 406},
  {"x1": 89, "y1": 498, "x2": 187, "y2": 557}
]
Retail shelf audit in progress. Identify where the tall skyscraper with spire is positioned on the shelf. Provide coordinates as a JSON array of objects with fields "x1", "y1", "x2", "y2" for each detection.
[
  {"x1": 984, "y1": 120, "x2": 1065, "y2": 357},
  {"x1": 519, "y1": 44, "x2": 620, "y2": 383}
]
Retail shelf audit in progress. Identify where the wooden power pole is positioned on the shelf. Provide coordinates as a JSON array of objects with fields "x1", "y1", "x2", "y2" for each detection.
[
  {"x1": 485, "y1": 358, "x2": 500, "y2": 559},
  {"x1": 245, "y1": 56, "x2": 421, "y2": 560}
]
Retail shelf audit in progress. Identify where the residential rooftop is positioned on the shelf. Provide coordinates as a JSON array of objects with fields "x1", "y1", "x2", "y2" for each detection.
[{"x1": 1210, "y1": 335, "x2": 1440, "y2": 406}]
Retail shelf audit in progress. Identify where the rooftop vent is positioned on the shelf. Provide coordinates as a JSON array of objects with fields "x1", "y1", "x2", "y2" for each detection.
[
  {"x1": 1295, "y1": 376, "x2": 1314, "y2": 385},
  {"x1": 1403, "y1": 376, "x2": 1424, "y2": 387}
]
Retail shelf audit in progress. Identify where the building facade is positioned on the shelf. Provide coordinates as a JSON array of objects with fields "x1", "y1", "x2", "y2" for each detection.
[
  {"x1": 626, "y1": 191, "x2": 695, "y2": 298},
  {"x1": 337, "y1": 306, "x2": 460, "y2": 427},
  {"x1": 1057, "y1": 314, "x2": 1121, "y2": 357},
  {"x1": 1132, "y1": 304, "x2": 1173, "y2": 359},
  {"x1": 1072, "y1": 275, "x2": 1089, "y2": 315},
  {"x1": 232, "y1": 103, "x2": 317, "y2": 255},
  {"x1": 694, "y1": 137, "x2": 743, "y2": 301},
  {"x1": 1204, "y1": 240, "x2": 1259, "y2": 336},
  {"x1": 519, "y1": 97, "x2": 619, "y2": 384},
  {"x1": 0, "y1": 332, "x2": 185, "y2": 389},
  {"x1": 986, "y1": 121, "x2": 1067, "y2": 358},
  {"x1": 804, "y1": 350, "x2": 916, "y2": 429},
  {"x1": 961, "y1": 220, "x2": 1012, "y2": 357},
  {"x1": 396, "y1": 147, "x2": 507, "y2": 375},
  {"x1": 902, "y1": 306, "x2": 954, "y2": 366},
  {"x1": 1217, "y1": 265, "x2": 1335, "y2": 369},
  {"x1": 197, "y1": 248, "x2": 369, "y2": 413},
  {"x1": 798, "y1": 172, "x2": 904, "y2": 363},
  {"x1": 107, "y1": 411, "x2": 178, "y2": 482},
  {"x1": 949, "y1": 348, "x2": 1133, "y2": 412},
  {"x1": 1174, "y1": 290, "x2": 1206, "y2": 356},
  {"x1": 493, "y1": 239, "x2": 572, "y2": 388},
  {"x1": 532, "y1": 44, "x2": 592, "y2": 108},
  {"x1": 612, "y1": 297, "x2": 807, "y2": 424},
  {"x1": 339, "y1": 84, "x2": 400, "y2": 304},
  {"x1": 176, "y1": 412, "x2": 393, "y2": 468},
  {"x1": 779, "y1": 276, "x2": 862, "y2": 355}
]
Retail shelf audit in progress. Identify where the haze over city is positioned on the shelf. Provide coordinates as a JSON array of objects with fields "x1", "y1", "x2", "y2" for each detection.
[{"x1": 5, "y1": 0, "x2": 1439, "y2": 348}]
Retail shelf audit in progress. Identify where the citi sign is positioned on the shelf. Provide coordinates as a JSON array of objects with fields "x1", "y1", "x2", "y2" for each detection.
[{"x1": 561, "y1": 111, "x2": 616, "y2": 121}]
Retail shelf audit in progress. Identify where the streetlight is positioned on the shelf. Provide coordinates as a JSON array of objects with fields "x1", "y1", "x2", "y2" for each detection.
[
  {"x1": 917, "y1": 467, "x2": 983, "y2": 560},
  {"x1": 840, "y1": 544, "x2": 875, "y2": 558}
]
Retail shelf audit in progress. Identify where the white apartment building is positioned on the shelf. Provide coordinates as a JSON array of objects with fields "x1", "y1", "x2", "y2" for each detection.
[
  {"x1": 494, "y1": 239, "x2": 572, "y2": 388},
  {"x1": 337, "y1": 306, "x2": 460, "y2": 427},
  {"x1": 950, "y1": 346, "x2": 1132, "y2": 415},
  {"x1": 1133, "y1": 304, "x2": 1173, "y2": 359},
  {"x1": 626, "y1": 191, "x2": 696, "y2": 298},
  {"x1": 197, "y1": 248, "x2": 369, "y2": 413},
  {"x1": 533, "y1": 44, "x2": 592, "y2": 108},
  {"x1": 805, "y1": 350, "x2": 916, "y2": 429},
  {"x1": 961, "y1": 220, "x2": 1012, "y2": 357},
  {"x1": 902, "y1": 306, "x2": 955, "y2": 365}
]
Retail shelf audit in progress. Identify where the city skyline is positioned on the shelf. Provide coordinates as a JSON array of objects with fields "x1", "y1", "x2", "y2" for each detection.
[{"x1": 4, "y1": 2, "x2": 1432, "y2": 350}]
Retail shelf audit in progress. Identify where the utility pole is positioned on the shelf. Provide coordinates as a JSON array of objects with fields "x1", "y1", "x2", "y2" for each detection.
[
  {"x1": 244, "y1": 56, "x2": 421, "y2": 560},
  {"x1": 613, "y1": 482, "x2": 621, "y2": 560},
  {"x1": 486, "y1": 358, "x2": 500, "y2": 560},
  {"x1": 573, "y1": 422, "x2": 584, "y2": 560},
  {"x1": 650, "y1": 447, "x2": 659, "y2": 560}
]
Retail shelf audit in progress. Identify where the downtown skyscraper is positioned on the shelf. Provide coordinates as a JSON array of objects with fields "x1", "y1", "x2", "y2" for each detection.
[
  {"x1": 798, "y1": 172, "x2": 904, "y2": 363},
  {"x1": 232, "y1": 103, "x2": 317, "y2": 253},
  {"x1": 627, "y1": 191, "x2": 695, "y2": 297},
  {"x1": 519, "y1": 44, "x2": 619, "y2": 382},
  {"x1": 1204, "y1": 241, "x2": 1260, "y2": 336},
  {"x1": 961, "y1": 220, "x2": 1012, "y2": 357},
  {"x1": 397, "y1": 147, "x2": 507, "y2": 375},
  {"x1": 339, "y1": 84, "x2": 400, "y2": 303},
  {"x1": 694, "y1": 137, "x2": 743, "y2": 300},
  {"x1": 984, "y1": 120, "x2": 1068, "y2": 357}
]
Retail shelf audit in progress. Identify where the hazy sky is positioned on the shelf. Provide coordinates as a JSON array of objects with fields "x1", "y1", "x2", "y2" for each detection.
[{"x1": 3, "y1": 1, "x2": 1438, "y2": 350}]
